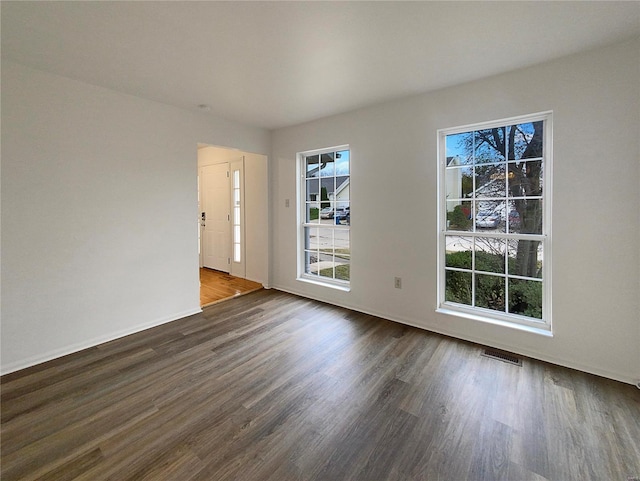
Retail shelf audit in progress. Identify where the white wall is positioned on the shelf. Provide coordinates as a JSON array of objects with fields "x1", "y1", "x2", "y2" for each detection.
[
  {"x1": 198, "y1": 145, "x2": 246, "y2": 166},
  {"x1": 271, "y1": 38, "x2": 640, "y2": 384},
  {"x1": 1, "y1": 61, "x2": 270, "y2": 374},
  {"x1": 244, "y1": 152, "x2": 270, "y2": 287}
]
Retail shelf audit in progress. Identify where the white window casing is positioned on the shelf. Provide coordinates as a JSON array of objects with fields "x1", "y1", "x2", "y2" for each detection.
[
  {"x1": 437, "y1": 112, "x2": 552, "y2": 335},
  {"x1": 297, "y1": 145, "x2": 351, "y2": 290}
]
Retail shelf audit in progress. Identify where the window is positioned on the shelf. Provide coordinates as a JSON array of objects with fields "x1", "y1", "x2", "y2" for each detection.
[
  {"x1": 298, "y1": 146, "x2": 350, "y2": 288},
  {"x1": 438, "y1": 112, "x2": 552, "y2": 332},
  {"x1": 232, "y1": 169, "x2": 241, "y2": 263}
]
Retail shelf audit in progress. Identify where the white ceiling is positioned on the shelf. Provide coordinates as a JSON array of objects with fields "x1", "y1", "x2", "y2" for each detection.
[{"x1": 2, "y1": 1, "x2": 639, "y2": 130}]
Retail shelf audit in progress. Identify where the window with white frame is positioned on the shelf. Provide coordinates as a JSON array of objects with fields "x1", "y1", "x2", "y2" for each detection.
[
  {"x1": 299, "y1": 146, "x2": 350, "y2": 288},
  {"x1": 232, "y1": 169, "x2": 242, "y2": 263},
  {"x1": 438, "y1": 112, "x2": 552, "y2": 331}
]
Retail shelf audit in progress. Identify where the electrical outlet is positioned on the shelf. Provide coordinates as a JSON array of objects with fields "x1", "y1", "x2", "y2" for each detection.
[
  {"x1": 394, "y1": 277, "x2": 402, "y2": 289},
  {"x1": 285, "y1": 199, "x2": 290, "y2": 208}
]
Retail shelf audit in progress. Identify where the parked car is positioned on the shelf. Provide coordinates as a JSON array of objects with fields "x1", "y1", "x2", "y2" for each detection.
[
  {"x1": 321, "y1": 206, "x2": 350, "y2": 222},
  {"x1": 320, "y1": 207, "x2": 335, "y2": 219},
  {"x1": 343, "y1": 206, "x2": 350, "y2": 223},
  {"x1": 334, "y1": 207, "x2": 349, "y2": 224},
  {"x1": 476, "y1": 210, "x2": 500, "y2": 228},
  {"x1": 508, "y1": 210, "x2": 521, "y2": 229}
]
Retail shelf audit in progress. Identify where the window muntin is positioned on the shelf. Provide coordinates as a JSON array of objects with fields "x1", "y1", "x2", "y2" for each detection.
[
  {"x1": 439, "y1": 113, "x2": 551, "y2": 330},
  {"x1": 299, "y1": 147, "x2": 350, "y2": 287}
]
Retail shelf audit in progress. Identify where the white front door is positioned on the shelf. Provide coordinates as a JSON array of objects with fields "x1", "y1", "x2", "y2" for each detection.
[{"x1": 201, "y1": 163, "x2": 230, "y2": 272}]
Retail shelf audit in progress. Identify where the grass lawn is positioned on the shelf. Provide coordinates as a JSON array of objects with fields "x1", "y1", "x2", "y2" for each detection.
[
  {"x1": 319, "y1": 248, "x2": 350, "y2": 259},
  {"x1": 319, "y1": 264, "x2": 350, "y2": 281}
]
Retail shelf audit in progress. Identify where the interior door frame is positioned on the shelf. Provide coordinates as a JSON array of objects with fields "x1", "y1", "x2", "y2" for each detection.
[{"x1": 197, "y1": 144, "x2": 270, "y2": 288}]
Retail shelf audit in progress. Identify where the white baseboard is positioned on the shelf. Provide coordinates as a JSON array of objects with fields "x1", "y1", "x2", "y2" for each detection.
[
  {"x1": 271, "y1": 283, "x2": 636, "y2": 386},
  {"x1": 1, "y1": 307, "x2": 203, "y2": 376}
]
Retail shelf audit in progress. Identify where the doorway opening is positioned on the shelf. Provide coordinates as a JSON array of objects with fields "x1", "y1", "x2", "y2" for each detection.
[
  {"x1": 200, "y1": 268, "x2": 262, "y2": 307},
  {"x1": 197, "y1": 144, "x2": 269, "y2": 307}
]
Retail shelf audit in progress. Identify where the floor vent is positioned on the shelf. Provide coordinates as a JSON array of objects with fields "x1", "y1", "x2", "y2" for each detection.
[{"x1": 481, "y1": 348, "x2": 523, "y2": 366}]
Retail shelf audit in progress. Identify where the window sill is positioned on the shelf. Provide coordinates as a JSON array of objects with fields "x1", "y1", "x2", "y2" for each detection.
[
  {"x1": 297, "y1": 275, "x2": 351, "y2": 292},
  {"x1": 436, "y1": 306, "x2": 553, "y2": 337}
]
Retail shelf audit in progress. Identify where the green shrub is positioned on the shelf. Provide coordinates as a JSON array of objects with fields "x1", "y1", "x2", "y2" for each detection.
[
  {"x1": 475, "y1": 251, "x2": 504, "y2": 273},
  {"x1": 445, "y1": 250, "x2": 542, "y2": 319},
  {"x1": 445, "y1": 270, "x2": 471, "y2": 304},
  {"x1": 509, "y1": 279, "x2": 542, "y2": 319},
  {"x1": 447, "y1": 205, "x2": 471, "y2": 230},
  {"x1": 475, "y1": 274, "x2": 505, "y2": 312},
  {"x1": 446, "y1": 250, "x2": 472, "y2": 269}
]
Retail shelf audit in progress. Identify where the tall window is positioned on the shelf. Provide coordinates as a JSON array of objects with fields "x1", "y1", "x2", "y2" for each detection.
[
  {"x1": 438, "y1": 113, "x2": 552, "y2": 332},
  {"x1": 299, "y1": 146, "x2": 350, "y2": 288}
]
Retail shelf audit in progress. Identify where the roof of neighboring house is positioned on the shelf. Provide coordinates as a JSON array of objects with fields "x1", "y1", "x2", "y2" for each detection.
[
  {"x1": 335, "y1": 178, "x2": 349, "y2": 197},
  {"x1": 447, "y1": 155, "x2": 461, "y2": 166},
  {"x1": 307, "y1": 176, "x2": 349, "y2": 197}
]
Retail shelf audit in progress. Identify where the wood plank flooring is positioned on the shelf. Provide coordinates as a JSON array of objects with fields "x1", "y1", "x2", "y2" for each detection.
[
  {"x1": 2, "y1": 289, "x2": 639, "y2": 481},
  {"x1": 200, "y1": 268, "x2": 262, "y2": 307}
]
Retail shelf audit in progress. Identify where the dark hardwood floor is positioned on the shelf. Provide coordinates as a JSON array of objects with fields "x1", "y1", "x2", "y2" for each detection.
[{"x1": 2, "y1": 289, "x2": 639, "y2": 480}]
